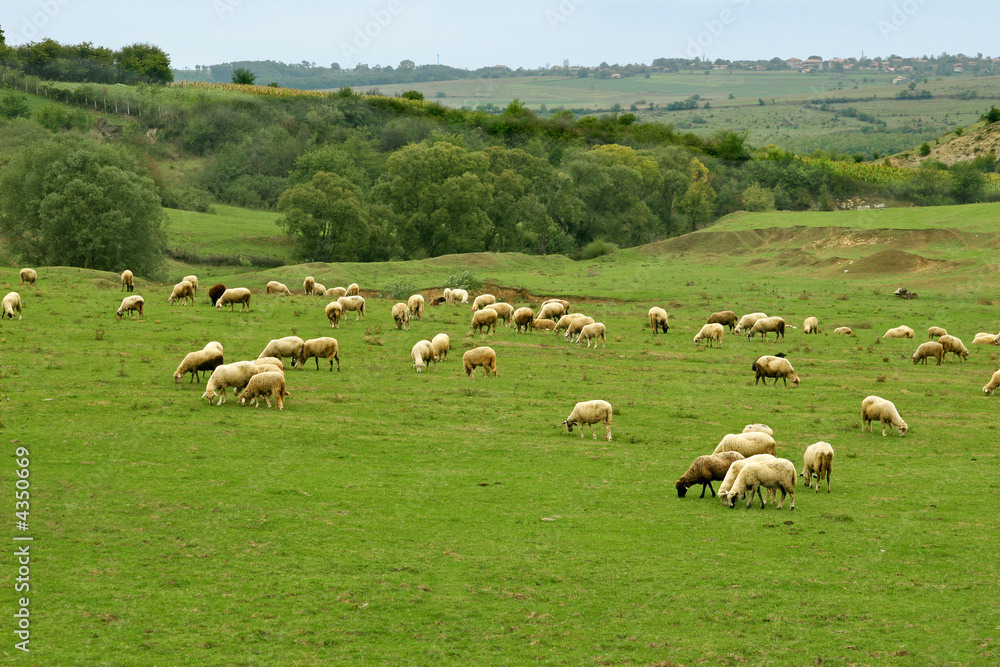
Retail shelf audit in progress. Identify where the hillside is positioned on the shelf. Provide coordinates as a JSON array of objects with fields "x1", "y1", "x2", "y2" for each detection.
[{"x1": 891, "y1": 120, "x2": 1000, "y2": 168}]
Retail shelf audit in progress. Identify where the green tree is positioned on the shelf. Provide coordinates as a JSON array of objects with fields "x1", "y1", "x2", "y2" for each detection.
[
  {"x1": 0, "y1": 92, "x2": 30, "y2": 119},
  {"x1": 740, "y1": 182, "x2": 776, "y2": 211},
  {"x1": 115, "y1": 43, "x2": 173, "y2": 83},
  {"x1": 400, "y1": 90, "x2": 424, "y2": 100},
  {"x1": 981, "y1": 105, "x2": 1000, "y2": 124},
  {"x1": 232, "y1": 67, "x2": 256, "y2": 85},
  {"x1": 0, "y1": 135, "x2": 167, "y2": 275},
  {"x1": 949, "y1": 162, "x2": 985, "y2": 204}
]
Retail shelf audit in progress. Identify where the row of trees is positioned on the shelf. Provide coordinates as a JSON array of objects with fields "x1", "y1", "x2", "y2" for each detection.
[{"x1": 0, "y1": 32, "x2": 173, "y2": 84}]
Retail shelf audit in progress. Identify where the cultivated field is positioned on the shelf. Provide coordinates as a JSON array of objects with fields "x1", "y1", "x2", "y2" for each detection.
[{"x1": 3, "y1": 203, "x2": 1000, "y2": 664}]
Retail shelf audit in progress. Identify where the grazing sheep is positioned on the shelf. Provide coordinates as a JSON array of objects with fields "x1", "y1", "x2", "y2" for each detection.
[
  {"x1": 18, "y1": 268, "x2": 36, "y2": 285},
  {"x1": 337, "y1": 295, "x2": 365, "y2": 321},
  {"x1": 311, "y1": 283, "x2": 327, "y2": 296},
  {"x1": 725, "y1": 458, "x2": 796, "y2": 510},
  {"x1": 564, "y1": 316, "x2": 596, "y2": 341},
  {"x1": 706, "y1": 310, "x2": 736, "y2": 332},
  {"x1": 208, "y1": 284, "x2": 226, "y2": 306},
  {"x1": 649, "y1": 307, "x2": 670, "y2": 334},
  {"x1": 254, "y1": 363, "x2": 283, "y2": 375},
  {"x1": 254, "y1": 357, "x2": 284, "y2": 371},
  {"x1": 204, "y1": 341, "x2": 224, "y2": 355},
  {"x1": 861, "y1": 395, "x2": 908, "y2": 437},
  {"x1": 485, "y1": 302, "x2": 514, "y2": 327},
  {"x1": 972, "y1": 332, "x2": 1000, "y2": 346},
  {"x1": 882, "y1": 325, "x2": 915, "y2": 339},
  {"x1": 554, "y1": 313, "x2": 587, "y2": 334},
  {"x1": 472, "y1": 294, "x2": 497, "y2": 311},
  {"x1": 801, "y1": 441, "x2": 834, "y2": 493},
  {"x1": 442, "y1": 288, "x2": 452, "y2": 303},
  {"x1": 391, "y1": 302, "x2": 410, "y2": 330},
  {"x1": 803, "y1": 316, "x2": 819, "y2": 334},
  {"x1": 326, "y1": 286, "x2": 348, "y2": 298},
  {"x1": 462, "y1": 346, "x2": 497, "y2": 378},
  {"x1": 116, "y1": 295, "x2": 143, "y2": 319},
  {"x1": 912, "y1": 341, "x2": 944, "y2": 365},
  {"x1": 718, "y1": 454, "x2": 777, "y2": 505},
  {"x1": 562, "y1": 399, "x2": 613, "y2": 441},
  {"x1": 183, "y1": 275, "x2": 199, "y2": 294},
  {"x1": 216, "y1": 287, "x2": 252, "y2": 312},
  {"x1": 167, "y1": 280, "x2": 195, "y2": 306},
  {"x1": 238, "y1": 372, "x2": 288, "y2": 410},
  {"x1": 936, "y1": 334, "x2": 969, "y2": 362},
  {"x1": 325, "y1": 301, "x2": 344, "y2": 329},
  {"x1": 531, "y1": 318, "x2": 557, "y2": 331},
  {"x1": 834, "y1": 327, "x2": 854, "y2": 336},
  {"x1": 201, "y1": 361, "x2": 260, "y2": 405},
  {"x1": 733, "y1": 312, "x2": 767, "y2": 335},
  {"x1": 577, "y1": 322, "x2": 607, "y2": 348},
  {"x1": 303, "y1": 276, "x2": 315, "y2": 295},
  {"x1": 266, "y1": 281, "x2": 292, "y2": 295},
  {"x1": 297, "y1": 337, "x2": 340, "y2": 371},
  {"x1": 928, "y1": 326, "x2": 948, "y2": 339},
  {"x1": 120, "y1": 270, "x2": 134, "y2": 292},
  {"x1": 408, "y1": 294, "x2": 425, "y2": 320},
  {"x1": 471, "y1": 308, "x2": 498, "y2": 334},
  {"x1": 430, "y1": 296, "x2": 446, "y2": 306},
  {"x1": 984, "y1": 369, "x2": 1000, "y2": 395},
  {"x1": 748, "y1": 316, "x2": 786, "y2": 342},
  {"x1": 2, "y1": 292, "x2": 23, "y2": 320},
  {"x1": 537, "y1": 301, "x2": 567, "y2": 320},
  {"x1": 742, "y1": 423, "x2": 774, "y2": 436},
  {"x1": 675, "y1": 451, "x2": 745, "y2": 498},
  {"x1": 752, "y1": 355, "x2": 800, "y2": 387},
  {"x1": 542, "y1": 298, "x2": 571, "y2": 310},
  {"x1": 712, "y1": 432, "x2": 777, "y2": 457},
  {"x1": 430, "y1": 333, "x2": 450, "y2": 361},
  {"x1": 258, "y1": 336, "x2": 306, "y2": 366},
  {"x1": 173, "y1": 347, "x2": 224, "y2": 383},
  {"x1": 346, "y1": 283, "x2": 360, "y2": 296},
  {"x1": 513, "y1": 307, "x2": 535, "y2": 333},
  {"x1": 411, "y1": 340, "x2": 437, "y2": 373},
  {"x1": 694, "y1": 323, "x2": 724, "y2": 348}
]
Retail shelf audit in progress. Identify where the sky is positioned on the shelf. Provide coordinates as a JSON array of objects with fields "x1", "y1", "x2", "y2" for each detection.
[{"x1": 2, "y1": 0, "x2": 997, "y2": 70}]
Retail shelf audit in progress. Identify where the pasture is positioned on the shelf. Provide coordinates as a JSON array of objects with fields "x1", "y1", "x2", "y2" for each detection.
[{"x1": 3, "y1": 204, "x2": 1000, "y2": 664}]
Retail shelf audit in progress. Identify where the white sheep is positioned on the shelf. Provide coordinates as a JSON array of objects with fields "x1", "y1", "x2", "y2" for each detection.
[
  {"x1": 472, "y1": 294, "x2": 497, "y2": 311},
  {"x1": 258, "y1": 336, "x2": 305, "y2": 365},
  {"x1": 254, "y1": 356, "x2": 284, "y2": 371},
  {"x1": 833, "y1": 327, "x2": 854, "y2": 336},
  {"x1": 254, "y1": 363, "x2": 283, "y2": 375},
  {"x1": 803, "y1": 316, "x2": 819, "y2": 334},
  {"x1": 325, "y1": 301, "x2": 344, "y2": 328},
  {"x1": 554, "y1": 313, "x2": 587, "y2": 334},
  {"x1": 724, "y1": 458, "x2": 796, "y2": 510},
  {"x1": 562, "y1": 399, "x2": 613, "y2": 441},
  {"x1": 266, "y1": 281, "x2": 292, "y2": 295},
  {"x1": 733, "y1": 312, "x2": 767, "y2": 335},
  {"x1": 183, "y1": 275, "x2": 199, "y2": 294},
  {"x1": 430, "y1": 333, "x2": 450, "y2": 361},
  {"x1": 238, "y1": 372, "x2": 288, "y2": 410},
  {"x1": 471, "y1": 308, "x2": 498, "y2": 334},
  {"x1": 392, "y1": 302, "x2": 410, "y2": 330},
  {"x1": 927, "y1": 326, "x2": 948, "y2": 339},
  {"x1": 937, "y1": 335, "x2": 969, "y2": 361},
  {"x1": 346, "y1": 283, "x2": 360, "y2": 296},
  {"x1": 462, "y1": 346, "x2": 497, "y2": 378},
  {"x1": 801, "y1": 441, "x2": 834, "y2": 493},
  {"x1": 972, "y1": 332, "x2": 1000, "y2": 346},
  {"x1": 326, "y1": 286, "x2": 348, "y2": 298},
  {"x1": 861, "y1": 395, "x2": 908, "y2": 437},
  {"x1": 485, "y1": 302, "x2": 514, "y2": 327},
  {"x1": 309, "y1": 283, "x2": 326, "y2": 296},
  {"x1": 18, "y1": 268, "x2": 36, "y2": 285},
  {"x1": 173, "y1": 347, "x2": 224, "y2": 383},
  {"x1": 747, "y1": 316, "x2": 786, "y2": 342},
  {"x1": 742, "y1": 423, "x2": 774, "y2": 436},
  {"x1": 2, "y1": 292, "x2": 22, "y2": 320},
  {"x1": 448, "y1": 288, "x2": 469, "y2": 304},
  {"x1": 648, "y1": 307, "x2": 670, "y2": 334},
  {"x1": 512, "y1": 307, "x2": 534, "y2": 333},
  {"x1": 537, "y1": 301, "x2": 567, "y2": 320},
  {"x1": 411, "y1": 339, "x2": 437, "y2": 373},
  {"x1": 303, "y1": 276, "x2": 315, "y2": 295},
  {"x1": 297, "y1": 337, "x2": 340, "y2": 371},
  {"x1": 712, "y1": 432, "x2": 777, "y2": 457},
  {"x1": 408, "y1": 294, "x2": 425, "y2": 320},
  {"x1": 911, "y1": 341, "x2": 944, "y2": 365},
  {"x1": 718, "y1": 454, "x2": 777, "y2": 505},
  {"x1": 752, "y1": 355, "x2": 800, "y2": 387},
  {"x1": 167, "y1": 280, "x2": 195, "y2": 306},
  {"x1": 984, "y1": 369, "x2": 1000, "y2": 396},
  {"x1": 694, "y1": 323, "x2": 724, "y2": 348},
  {"x1": 442, "y1": 288, "x2": 452, "y2": 302},
  {"x1": 564, "y1": 316, "x2": 596, "y2": 341},
  {"x1": 337, "y1": 295, "x2": 366, "y2": 321},
  {"x1": 542, "y1": 298, "x2": 571, "y2": 310},
  {"x1": 201, "y1": 361, "x2": 260, "y2": 405},
  {"x1": 204, "y1": 341, "x2": 224, "y2": 356},
  {"x1": 216, "y1": 288, "x2": 252, "y2": 312},
  {"x1": 120, "y1": 269, "x2": 134, "y2": 292},
  {"x1": 882, "y1": 325, "x2": 915, "y2": 339},
  {"x1": 531, "y1": 318, "x2": 557, "y2": 331},
  {"x1": 116, "y1": 295, "x2": 144, "y2": 319},
  {"x1": 675, "y1": 451, "x2": 745, "y2": 498},
  {"x1": 576, "y1": 322, "x2": 607, "y2": 348}
]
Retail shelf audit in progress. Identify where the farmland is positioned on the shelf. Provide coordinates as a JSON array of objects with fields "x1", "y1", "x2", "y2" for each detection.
[{"x1": 3, "y1": 201, "x2": 1000, "y2": 664}]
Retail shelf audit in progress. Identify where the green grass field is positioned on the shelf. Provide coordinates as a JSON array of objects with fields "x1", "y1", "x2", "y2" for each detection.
[{"x1": 4, "y1": 202, "x2": 1000, "y2": 664}]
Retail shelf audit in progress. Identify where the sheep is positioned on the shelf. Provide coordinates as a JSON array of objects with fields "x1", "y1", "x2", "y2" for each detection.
[
  {"x1": 537, "y1": 301, "x2": 567, "y2": 320},
  {"x1": 346, "y1": 283, "x2": 360, "y2": 296},
  {"x1": 204, "y1": 341, "x2": 224, "y2": 356},
  {"x1": 297, "y1": 337, "x2": 340, "y2": 371},
  {"x1": 408, "y1": 294, "x2": 425, "y2": 320},
  {"x1": 391, "y1": 302, "x2": 410, "y2": 330},
  {"x1": 706, "y1": 310, "x2": 736, "y2": 332},
  {"x1": 254, "y1": 357, "x2": 284, "y2": 371},
  {"x1": 410, "y1": 340, "x2": 437, "y2": 373},
  {"x1": 311, "y1": 283, "x2": 327, "y2": 296},
  {"x1": 675, "y1": 451, "x2": 745, "y2": 498},
  {"x1": 562, "y1": 399, "x2": 613, "y2": 441},
  {"x1": 266, "y1": 281, "x2": 292, "y2": 295},
  {"x1": 120, "y1": 269, "x2": 134, "y2": 292},
  {"x1": 833, "y1": 326, "x2": 854, "y2": 336},
  {"x1": 724, "y1": 458, "x2": 796, "y2": 510},
  {"x1": 303, "y1": 276, "x2": 315, "y2": 295},
  {"x1": 254, "y1": 363, "x2": 283, "y2": 375},
  {"x1": 167, "y1": 280, "x2": 195, "y2": 306},
  {"x1": 542, "y1": 298, "x2": 571, "y2": 310},
  {"x1": 554, "y1": 313, "x2": 586, "y2": 334},
  {"x1": 912, "y1": 341, "x2": 944, "y2": 365},
  {"x1": 201, "y1": 361, "x2": 260, "y2": 405},
  {"x1": 718, "y1": 454, "x2": 777, "y2": 505},
  {"x1": 258, "y1": 336, "x2": 305, "y2": 366},
  {"x1": 973, "y1": 332, "x2": 1000, "y2": 346},
  {"x1": 173, "y1": 347, "x2": 224, "y2": 383},
  {"x1": 531, "y1": 318, "x2": 557, "y2": 331},
  {"x1": 216, "y1": 288, "x2": 252, "y2": 312},
  {"x1": 471, "y1": 308, "x2": 498, "y2": 334},
  {"x1": 18, "y1": 268, "x2": 36, "y2": 285},
  {"x1": 116, "y1": 295, "x2": 144, "y2": 319},
  {"x1": 694, "y1": 323, "x2": 724, "y2": 348},
  {"x1": 733, "y1": 312, "x2": 767, "y2": 335},
  {"x1": 430, "y1": 296, "x2": 446, "y2": 306},
  {"x1": 208, "y1": 284, "x2": 226, "y2": 306},
  {"x1": 861, "y1": 395, "x2": 908, "y2": 437},
  {"x1": 442, "y1": 288, "x2": 452, "y2": 302},
  {"x1": 512, "y1": 307, "x2": 534, "y2": 333},
  {"x1": 325, "y1": 301, "x2": 344, "y2": 329},
  {"x1": 2, "y1": 292, "x2": 23, "y2": 320},
  {"x1": 649, "y1": 307, "x2": 670, "y2": 334},
  {"x1": 928, "y1": 326, "x2": 948, "y2": 339},
  {"x1": 803, "y1": 316, "x2": 819, "y2": 334},
  {"x1": 801, "y1": 441, "x2": 834, "y2": 493},
  {"x1": 984, "y1": 369, "x2": 1000, "y2": 396},
  {"x1": 748, "y1": 316, "x2": 786, "y2": 342},
  {"x1": 430, "y1": 333, "x2": 450, "y2": 361},
  {"x1": 742, "y1": 423, "x2": 774, "y2": 436},
  {"x1": 463, "y1": 346, "x2": 497, "y2": 378},
  {"x1": 882, "y1": 325, "x2": 915, "y2": 339},
  {"x1": 752, "y1": 355, "x2": 800, "y2": 387},
  {"x1": 447, "y1": 288, "x2": 469, "y2": 304},
  {"x1": 238, "y1": 372, "x2": 288, "y2": 410},
  {"x1": 564, "y1": 316, "x2": 596, "y2": 341},
  {"x1": 942, "y1": 333, "x2": 971, "y2": 358},
  {"x1": 485, "y1": 302, "x2": 514, "y2": 327},
  {"x1": 577, "y1": 322, "x2": 607, "y2": 348},
  {"x1": 472, "y1": 294, "x2": 497, "y2": 311},
  {"x1": 337, "y1": 295, "x2": 365, "y2": 321},
  {"x1": 183, "y1": 275, "x2": 199, "y2": 294},
  {"x1": 326, "y1": 286, "x2": 348, "y2": 298},
  {"x1": 712, "y1": 432, "x2": 777, "y2": 457}
]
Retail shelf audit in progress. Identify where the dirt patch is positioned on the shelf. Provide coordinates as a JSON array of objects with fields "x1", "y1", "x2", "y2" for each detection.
[
  {"x1": 848, "y1": 249, "x2": 951, "y2": 275},
  {"x1": 890, "y1": 123, "x2": 1000, "y2": 168}
]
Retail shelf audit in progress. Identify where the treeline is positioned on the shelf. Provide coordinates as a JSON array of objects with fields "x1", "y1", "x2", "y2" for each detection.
[{"x1": 0, "y1": 36, "x2": 172, "y2": 84}]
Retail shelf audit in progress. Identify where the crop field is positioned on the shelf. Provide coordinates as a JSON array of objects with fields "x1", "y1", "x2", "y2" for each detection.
[{"x1": 3, "y1": 203, "x2": 1000, "y2": 664}]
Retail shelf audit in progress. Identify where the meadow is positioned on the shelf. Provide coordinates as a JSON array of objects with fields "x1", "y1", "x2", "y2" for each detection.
[{"x1": 3, "y1": 202, "x2": 1000, "y2": 664}]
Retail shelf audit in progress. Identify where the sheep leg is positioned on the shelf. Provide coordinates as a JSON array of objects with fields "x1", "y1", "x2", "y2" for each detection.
[
  {"x1": 604, "y1": 422, "x2": 612, "y2": 441},
  {"x1": 825, "y1": 470, "x2": 831, "y2": 493},
  {"x1": 263, "y1": 394, "x2": 272, "y2": 409}
]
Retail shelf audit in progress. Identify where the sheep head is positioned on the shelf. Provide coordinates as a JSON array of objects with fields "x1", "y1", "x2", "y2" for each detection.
[
  {"x1": 173, "y1": 372, "x2": 184, "y2": 384},
  {"x1": 562, "y1": 419, "x2": 574, "y2": 434},
  {"x1": 675, "y1": 481, "x2": 689, "y2": 498}
]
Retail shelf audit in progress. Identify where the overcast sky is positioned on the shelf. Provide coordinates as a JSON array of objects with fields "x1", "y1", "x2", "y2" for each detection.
[{"x1": 2, "y1": 0, "x2": 996, "y2": 70}]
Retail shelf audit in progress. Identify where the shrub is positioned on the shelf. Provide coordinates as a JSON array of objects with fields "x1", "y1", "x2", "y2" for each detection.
[
  {"x1": 380, "y1": 279, "x2": 416, "y2": 301},
  {"x1": 581, "y1": 239, "x2": 618, "y2": 260},
  {"x1": 0, "y1": 92, "x2": 30, "y2": 119},
  {"x1": 443, "y1": 270, "x2": 482, "y2": 292}
]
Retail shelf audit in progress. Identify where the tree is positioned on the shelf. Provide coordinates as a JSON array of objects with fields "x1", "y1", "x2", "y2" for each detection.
[
  {"x1": 0, "y1": 135, "x2": 167, "y2": 276},
  {"x1": 981, "y1": 105, "x2": 1000, "y2": 124},
  {"x1": 115, "y1": 43, "x2": 173, "y2": 83},
  {"x1": 401, "y1": 90, "x2": 424, "y2": 101},
  {"x1": 950, "y1": 162, "x2": 985, "y2": 204},
  {"x1": 232, "y1": 67, "x2": 256, "y2": 85}
]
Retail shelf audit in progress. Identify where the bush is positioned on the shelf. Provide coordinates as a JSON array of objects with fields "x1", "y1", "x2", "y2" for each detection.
[
  {"x1": 34, "y1": 103, "x2": 89, "y2": 131},
  {"x1": 379, "y1": 279, "x2": 416, "y2": 301},
  {"x1": 580, "y1": 239, "x2": 618, "y2": 260},
  {"x1": 443, "y1": 270, "x2": 482, "y2": 292},
  {"x1": 0, "y1": 92, "x2": 30, "y2": 119},
  {"x1": 919, "y1": 142, "x2": 931, "y2": 157}
]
